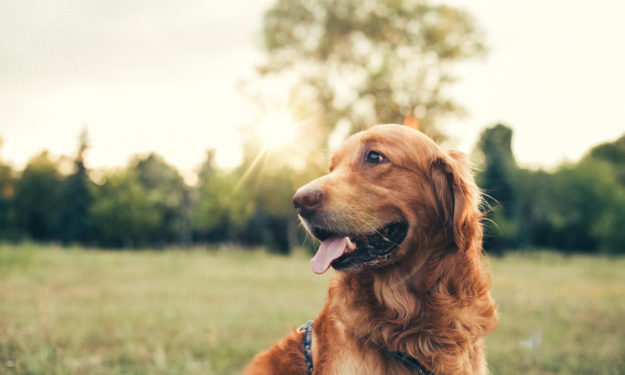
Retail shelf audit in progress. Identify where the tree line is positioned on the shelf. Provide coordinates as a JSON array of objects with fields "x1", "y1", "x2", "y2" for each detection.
[
  {"x1": 477, "y1": 124, "x2": 625, "y2": 254},
  {"x1": 0, "y1": 133, "x2": 312, "y2": 253},
  {"x1": 1, "y1": 0, "x2": 493, "y2": 253},
  {"x1": 2, "y1": 0, "x2": 624, "y2": 254},
  {"x1": 1, "y1": 124, "x2": 624, "y2": 254}
]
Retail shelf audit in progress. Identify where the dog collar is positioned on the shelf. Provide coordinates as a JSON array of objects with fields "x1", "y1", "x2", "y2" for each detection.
[
  {"x1": 366, "y1": 335, "x2": 435, "y2": 374},
  {"x1": 298, "y1": 320, "x2": 434, "y2": 375},
  {"x1": 381, "y1": 347, "x2": 435, "y2": 375},
  {"x1": 297, "y1": 320, "x2": 314, "y2": 374}
]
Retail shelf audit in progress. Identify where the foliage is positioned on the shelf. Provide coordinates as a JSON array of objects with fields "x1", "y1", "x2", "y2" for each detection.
[
  {"x1": 477, "y1": 124, "x2": 517, "y2": 211},
  {"x1": 258, "y1": 0, "x2": 485, "y2": 145},
  {"x1": 132, "y1": 153, "x2": 189, "y2": 245},
  {"x1": 587, "y1": 134, "x2": 625, "y2": 185},
  {"x1": 192, "y1": 152, "x2": 255, "y2": 243},
  {"x1": 0, "y1": 160, "x2": 14, "y2": 239},
  {"x1": 476, "y1": 124, "x2": 520, "y2": 250},
  {"x1": 483, "y1": 205, "x2": 520, "y2": 251},
  {"x1": 12, "y1": 152, "x2": 64, "y2": 241},
  {"x1": 1, "y1": 122, "x2": 624, "y2": 254},
  {"x1": 476, "y1": 124, "x2": 625, "y2": 254},
  {"x1": 234, "y1": 148, "x2": 314, "y2": 253},
  {"x1": 58, "y1": 129, "x2": 92, "y2": 245},
  {"x1": 90, "y1": 169, "x2": 162, "y2": 248},
  {"x1": 1, "y1": 2, "x2": 621, "y2": 255},
  {"x1": 539, "y1": 161, "x2": 622, "y2": 251}
]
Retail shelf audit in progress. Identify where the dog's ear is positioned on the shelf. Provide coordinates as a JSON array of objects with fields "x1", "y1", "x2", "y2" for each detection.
[{"x1": 430, "y1": 150, "x2": 483, "y2": 252}]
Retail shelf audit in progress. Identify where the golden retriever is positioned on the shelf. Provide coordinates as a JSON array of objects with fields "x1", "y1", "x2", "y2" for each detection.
[{"x1": 244, "y1": 124, "x2": 497, "y2": 375}]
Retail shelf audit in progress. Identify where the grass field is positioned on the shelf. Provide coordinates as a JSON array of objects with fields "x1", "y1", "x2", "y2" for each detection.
[{"x1": 1, "y1": 245, "x2": 624, "y2": 374}]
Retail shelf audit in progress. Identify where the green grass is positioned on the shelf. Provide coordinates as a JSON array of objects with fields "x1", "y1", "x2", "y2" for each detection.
[
  {"x1": 0, "y1": 245, "x2": 624, "y2": 374},
  {"x1": 487, "y1": 252, "x2": 625, "y2": 374}
]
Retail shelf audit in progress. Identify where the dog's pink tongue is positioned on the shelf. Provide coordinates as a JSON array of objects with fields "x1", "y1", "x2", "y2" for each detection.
[{"x1": 311, "y1": 237, "x2": 351, "y2": 274}]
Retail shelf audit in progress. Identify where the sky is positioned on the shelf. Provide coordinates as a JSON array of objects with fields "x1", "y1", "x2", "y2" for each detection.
[{"x1": 1, "y1": 0, "x2": 624, "y2": 178}]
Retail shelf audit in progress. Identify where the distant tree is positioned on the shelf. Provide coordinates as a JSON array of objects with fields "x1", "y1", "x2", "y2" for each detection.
[
  {"x1": 243, "y1": 164, "x2": 300, "y2": 253},
  {"x1": 233, "y1": 143, "x2": 318, "y2": 253},
  {"x1": 584, "y1": 134, "x2": 625, "y2": 253},
  {"x1": 191, "y1": 151, "x2": 255, "y2": 243},
  {"x1": 592, "y1": 190, "x2": 625, "y2": 254},
  {"x1": 476, "y1": 124, "x2": 518, "y2": 212},
  {"x1": 514, "y1": 168, "x2": 554, "y2": 248},
  {"x1": 132, "y1": 153, "x2": 188, "y2": 245},
  {"x1": 90, "y1": 169, "x2": 160, "y2": 248},
  {"x1": 475, "y1": 124, "x2": 520, "y2": 250},
  {"x1": 258, "y1": 0, "x2": 486, "y2": 146},
  {"x1": 58, "y1": 129, "x2": 93, "y2": 245},
  {"x1": 13, "y1": 151, "x2": 63, "y2": 240},
  {"x1": 247, "y1": 0, "x2": 486, "y2": 252},
  {"x1": 0, "y1": 163, "x2": 13, "y2": 238},
  {"x1": 0, "y1": 139, "x2": 15, "y2": 239},
  {"x1": 586, "y1": 134, "x2": 625, "y2": 185},
  {"x1": 475, "y1": 126, "x2": 625, "y2": 254},
  {"x1": 541, "y1": 160, "x2": 623, "y2": 252}
]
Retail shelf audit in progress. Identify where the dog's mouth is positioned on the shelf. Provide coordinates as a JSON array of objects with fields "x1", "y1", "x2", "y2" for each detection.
[{"x1": 309, "y1": 221, "x2": 408, "y2": 274}]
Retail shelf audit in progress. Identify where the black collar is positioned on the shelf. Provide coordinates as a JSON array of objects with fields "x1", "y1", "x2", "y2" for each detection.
[
  {"x1": 379, "y1": 346, "x2": 435, "y2": 375},
  {"x1": 297, "y1": 321, "x2": 314, "y2": 374},
  {"x1": 298, "y1": 321, "x2": 435, "y2": 375},
  {"x1": 368, "y1": 337, "x2": 435, "y2": 375}
]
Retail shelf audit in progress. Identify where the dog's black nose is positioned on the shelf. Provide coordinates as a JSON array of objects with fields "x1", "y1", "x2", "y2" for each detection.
[{"x1": 293, "y1": 188, "x2": 323, "y2": 215}]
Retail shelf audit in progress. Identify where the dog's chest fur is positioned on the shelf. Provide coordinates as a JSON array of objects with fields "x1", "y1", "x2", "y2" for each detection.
[
  {"x1": 312, "y1": 317, "x2": 411, "y2": 375},
  {"x1": 325, "y1": 357, "x2": 383, "y2": 375},
  {"x1": 313, "y1": 342, "x2": 398, "y2": 375}
]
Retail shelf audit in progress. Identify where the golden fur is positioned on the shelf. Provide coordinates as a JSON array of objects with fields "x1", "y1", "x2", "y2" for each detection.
[{"x1": 244, "y1": 124, "x2": 497, "y2": 375}]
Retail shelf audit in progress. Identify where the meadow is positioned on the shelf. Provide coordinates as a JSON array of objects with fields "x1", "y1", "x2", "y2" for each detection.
[{"x1": 1, "y1": 244, "x2": 624, "y2": 374}]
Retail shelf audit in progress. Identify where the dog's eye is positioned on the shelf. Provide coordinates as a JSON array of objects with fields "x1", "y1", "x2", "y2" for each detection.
[{"x1": 365, "y1": 150, "x2": 386, "y2": 164}]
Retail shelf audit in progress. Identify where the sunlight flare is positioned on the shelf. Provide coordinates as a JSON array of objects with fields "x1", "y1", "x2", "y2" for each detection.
[{"x1": 256, "y1": 110, "x2": 299, "y2": 148}]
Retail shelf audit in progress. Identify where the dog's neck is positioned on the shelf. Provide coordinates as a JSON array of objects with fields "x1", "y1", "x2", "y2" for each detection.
[{"x1": 326, "y1": 250, "x2": 495, "y2": 375}]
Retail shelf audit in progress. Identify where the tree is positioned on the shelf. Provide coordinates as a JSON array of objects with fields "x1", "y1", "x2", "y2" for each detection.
[
  {"x1": 231, "y1": 142, "x2": 321, "y2": 253},
  {"x1": 584, "y1": 134, "x2": 625, "y2": 253},
  {"x1": 258, "y1": 0, "x2": 485, "y2": 146},
  {"x1": 58, "y1": 129, "x2": 93, "y2": 245},
  {"x1": 541, "y1": 160, "x2": 623, "y2": 252},
  {"x1": 13, "y1": 151, "x2": 64, "y2": 240},
  {"x1": 474, "y1": 126, "x2": 625, "y2": 254},
  {"x1": 586, "y1": 134, "x2": 625, "y2": 185},
  {"x1": 514, "y1": 169, "x2": 553, "y2": 249},
  {"x1": 476, "y1": 124, "x2": 518, "y2": 206},
  {"x1": 592, "y1": 189, "x2": 625, "y2": 254},
  {"x1": 475, "y1": 124, "x2": 520, "y2": 250},
  {"x1": 241, "y1": 161, "x2": 301, "y2": 253},
  {"x1": 191, "y1": 151, "x2": 255, "y2": 243},
  {"x1": 90, "y1": 169, "x2": 161, "y2": 248},
  {"x1": 248, "y1": 0, "x2": 486, "y2": 252},
  {"x1": 0, "y1": 139, "x2": 16, "y2": 239},
  {"x1": 132, "y1": 153, "x2": 188, "y2": 245}
]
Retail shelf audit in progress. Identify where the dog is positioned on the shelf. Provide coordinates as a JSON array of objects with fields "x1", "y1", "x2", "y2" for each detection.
[{"x1": 244, "y1": 124, "x2": 497, "y2": 374}]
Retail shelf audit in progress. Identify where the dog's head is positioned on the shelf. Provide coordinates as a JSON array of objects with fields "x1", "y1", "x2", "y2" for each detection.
[{"x1": 293, "y1": 124, "x2": 483, "y2": 274}]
